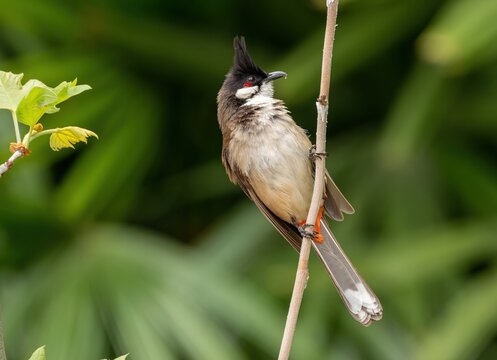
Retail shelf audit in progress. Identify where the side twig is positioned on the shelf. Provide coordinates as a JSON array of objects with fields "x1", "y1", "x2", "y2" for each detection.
[
  {"x1": 0, "y1": 152, "x2": 23, "y2": 359},
  {"x1": 0, "y1": 151, "x2": 24, "y2": 177},
  {"x1": 278, "y1": 1, "x2": 339, "y2": 359}
]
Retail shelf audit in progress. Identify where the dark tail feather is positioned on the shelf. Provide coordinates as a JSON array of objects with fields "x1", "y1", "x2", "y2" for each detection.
[{"x1": 312, "y1": 219, "x2": 382, "y2": 326}]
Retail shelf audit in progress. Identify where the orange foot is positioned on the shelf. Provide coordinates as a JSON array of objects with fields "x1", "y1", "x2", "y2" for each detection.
[{"x1": 297, "y1": 207, "x2": 324, "y2": 243}]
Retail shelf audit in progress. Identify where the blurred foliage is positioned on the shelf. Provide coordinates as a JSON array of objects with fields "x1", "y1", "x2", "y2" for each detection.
[
  {"x1": 0, "y1": 0, "x2": 496, "y2": 359},
  {"x1": 26, "y1": 345, "x2": 127, "y2": 360}
]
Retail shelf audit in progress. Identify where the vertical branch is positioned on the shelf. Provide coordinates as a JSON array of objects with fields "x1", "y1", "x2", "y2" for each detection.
[
  {"x1": 0, "y1": 316, "x2": 6, "y2": 360},
  {"x1": 278, "y1": 1, "x2": 339, "y2": 359}
]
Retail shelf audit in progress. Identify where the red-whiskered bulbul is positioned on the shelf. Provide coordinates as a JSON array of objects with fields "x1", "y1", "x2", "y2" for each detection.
[{"x1": 217, "y1": 36, "x2": 382, "y2": 325}]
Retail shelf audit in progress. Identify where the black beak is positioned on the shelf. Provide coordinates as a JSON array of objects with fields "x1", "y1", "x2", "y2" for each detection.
[{"x1": 263, "y1": 71, "x2": 287, "y2": 83}]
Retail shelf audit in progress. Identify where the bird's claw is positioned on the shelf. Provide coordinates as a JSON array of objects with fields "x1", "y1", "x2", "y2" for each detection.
[
  {"x1": 298, "y1": 223, "x2": 318, "y2": 240},
  {"x1": 309, "y1": 145, "x2": 327, "y2": 160}
]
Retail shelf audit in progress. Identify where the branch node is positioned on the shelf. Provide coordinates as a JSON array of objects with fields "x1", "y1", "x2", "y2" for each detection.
[
  {"x1": 317, "y1": 95, "x2": 328, "y2": 106},
  {"x1": 9, "y1": 143, "x2": 31, "y2": 156}
]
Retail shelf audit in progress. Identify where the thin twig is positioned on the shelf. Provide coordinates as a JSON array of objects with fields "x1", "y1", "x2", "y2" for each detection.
[
  {"x1": 0, "y1": 150, "x2": 24, "y2": 177},
  {"x1": 0, "y1": 317, "x2": 6, "y2": 360},
  {"x1": 278, "y1": 1, "x2": 339, "y2": 359}
]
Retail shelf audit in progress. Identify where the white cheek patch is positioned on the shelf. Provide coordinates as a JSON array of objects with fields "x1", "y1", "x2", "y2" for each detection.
[
  {"x1": 235, "y1": 85, "x2": 259, "y2": 99},
  {"x1": 258, "y1": 82, "x2": 274, "y2": 98}
]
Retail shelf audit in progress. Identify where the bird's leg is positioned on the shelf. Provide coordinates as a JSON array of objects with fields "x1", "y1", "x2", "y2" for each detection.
[
  {"x1": 298, "y1": 223, "x2": 317, "y2": 239},
  {"x1": 309, "y1": 145, "x2": 327, "y2": 160},
  {"x1": 297, "y1": 207, "x2": 324, "y2": 243}
]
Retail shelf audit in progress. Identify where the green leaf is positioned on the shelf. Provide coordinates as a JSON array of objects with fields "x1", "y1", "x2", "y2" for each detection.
[
  {"x1": 0, "y1": 71, "x2": 25, "y2": 111},
  {"x1": 49, "y1": 126, "x2": 98, "y2": 151},
  {"x1": 417, "y1": 0, "x2": 497, "y2": 71},
  {"x1": 0, "y1": 73, "x2": 91, "y2": 127},
  {"x1": 28, "y1": 346, "x2": 46, "y2": 360},
  {"x1": 113, "y1": 355, "x2": 129, "y2": 360},
  {"x1": 50, "y1": 79, "x2": 91, "y2": 113},
  {"x1": 16, "y1": 84, "x2": 58, "y2": 126},
  {"x1": 378, "y1": 62, "x2": 445, "y2": 168},
  {"x1": 101, "y1": 355, "x2": 129, "y2": 360},
  {"x1": 414, "y1": 269, "x2": 497, "y2": 360},
  {"x1": 16, "y1": 79, "x2": 91, "y2": 126}
]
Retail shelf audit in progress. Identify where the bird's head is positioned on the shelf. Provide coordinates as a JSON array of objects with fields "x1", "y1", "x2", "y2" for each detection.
[{"x1": 222, "y1": 36, "x2": 287, "y2": 102}]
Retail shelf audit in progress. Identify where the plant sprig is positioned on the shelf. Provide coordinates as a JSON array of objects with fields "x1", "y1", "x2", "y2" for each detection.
[
  {"x1": 0, "y1": 71, "x2": 97, "y2": 176},
  {"x1": 27, "y1": 346, "x2": 128, "y2": 360}
]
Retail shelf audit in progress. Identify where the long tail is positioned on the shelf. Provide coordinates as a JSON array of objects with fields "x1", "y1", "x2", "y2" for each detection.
[{"x1": 312, "y1": 219, "x2": 383, "y2": 326}]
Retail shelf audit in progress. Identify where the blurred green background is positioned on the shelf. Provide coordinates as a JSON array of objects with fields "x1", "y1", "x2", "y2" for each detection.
[{"x1": 1, "y1": 0, "x2": 496, "y2": 359}]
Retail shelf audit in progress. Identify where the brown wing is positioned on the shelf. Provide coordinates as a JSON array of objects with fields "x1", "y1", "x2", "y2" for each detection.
[
  {"x1": 222, "y1": 149, "x2": 302, "y2": 251},
  {"x1": 323, "y1": 171, "x2": 355, "y2": 221},
  {"x1": 236, "y1": 169, "x2": 302, "y2": 252},
  {"x1": 309, "y1": 156, "x2": 354, "y2": 221}
]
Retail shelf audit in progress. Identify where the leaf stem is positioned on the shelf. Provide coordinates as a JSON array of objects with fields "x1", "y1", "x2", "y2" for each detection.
[
  {"x1": 22, "y1": 127, "x2": 34, "y2": 148},
  {"x1": 28, "y1": 128, "x2": 58, "y2": 142},
  {"x1": 11, "y1": 111, "x2": 21, "y2": 144},
  {"x1": 278, "y1": 1, "x2": 339, "y2": 359}
]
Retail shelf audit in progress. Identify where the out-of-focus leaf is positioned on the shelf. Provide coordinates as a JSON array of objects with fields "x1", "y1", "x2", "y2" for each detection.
[
  {"x1": 155, "y1": 292, "x2": 246, "y2": 360},
  {"x1": 378, "y1": 62, "x2": 445, "y2": 168},
  {"x1": 28, "y1": 346, "x2": 46, "y2": 360},
  {"x1": 364, "y1": 219, "x2": 497, "y2": 287},
  {"x1": 343, "y1": 319, "x2": 413, "y2": 360},
  {"x1": 48, "y1": 126, "x2": 97, "y2": 151},
  {"x1": 97, "y1": 10, "x2": 232, "y2": 84},
  {"x1": 32, "y1": 284, "x2": 104, "y2": 360},
  {"x1": 417, "y1": 0, "x2": 497, "y2": 71},
  {"x1": 195, "y1": 203, "x2": 273, "y2": 270},
  {"x1": 0, "y1": 0, "x2": 76, "y2": 42},
  {"x1": 437, "y1": 145, "x2": 497, "y2": 215},
  {"x1": 278, "y1": 0, "x2": 440, "y2": 105},
  {"x1": 111, "y1": 355, "x2": 128, "y2": 360},
  {"x1": 162, "y1": 160, "x2": 236, "y2": 205},
  {"x1": 104, "y1": 290, "x2": 176, "y2": 360},
  {"x1": 83, "y1": 225, "x2": 318, "y2": 359},
  {"x1": 414, "y1": 268, "x2": 497, "y2": 360},
  {"x1": 449, "y1": 74, "x2": 497, "y2": 134},
  {"x1": 53, "y1": 91, "x2": 158, "y2": 222}
]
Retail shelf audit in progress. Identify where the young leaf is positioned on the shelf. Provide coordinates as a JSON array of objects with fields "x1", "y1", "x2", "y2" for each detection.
[
  {"x1": 113, "y1": 355, "x2": 129, "y2": 360},
  {"x1": 52, "y1": 79, "x2": 91, "y2": 112},
  {"x1": 0, "y1": 71, "x2": 25, "y2": 111},
  {"x1": 15, "y1": 79, "x2": 91, "y2": 126},
  {"x1": 28, "y1": 346, "x2": 46, "y2": 360},
  {"x1": 100, "y1": 354, "x2": 129, "y2": 360},
  {"x1": 49, "y1": 126, "x2": 98, "y2": 151},
  {"x1": 16, "y1": 85, "x2": 58, "y2": 126}
]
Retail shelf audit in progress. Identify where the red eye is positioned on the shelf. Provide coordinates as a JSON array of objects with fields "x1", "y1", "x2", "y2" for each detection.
[{"x1": 243, "y1": 76, "x2": 256, "y2": 87}]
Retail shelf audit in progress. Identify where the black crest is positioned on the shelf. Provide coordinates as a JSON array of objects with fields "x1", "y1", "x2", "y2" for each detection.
[{"x1": 232, "y1": 36, "x2": 267, "y2": 78}]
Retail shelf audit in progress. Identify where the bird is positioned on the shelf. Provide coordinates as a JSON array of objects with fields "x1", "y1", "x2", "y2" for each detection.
[{"x1": 217, "y1": 36, "x2": 382, "y2": 326}]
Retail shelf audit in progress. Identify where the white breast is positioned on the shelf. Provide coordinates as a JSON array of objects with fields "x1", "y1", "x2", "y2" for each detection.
[{"x1": 229, "y1": 96, "x2": 314, "y2": 223}]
